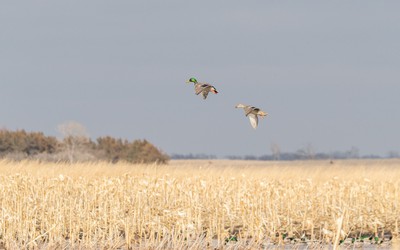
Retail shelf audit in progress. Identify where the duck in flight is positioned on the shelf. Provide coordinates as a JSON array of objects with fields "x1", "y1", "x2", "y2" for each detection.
[
  {"x1": 186, "y1": 77, "x2": 218, "y2": 100},
  {"x1": 235, "y1": 104, "x2": 268, "y2": 129}
]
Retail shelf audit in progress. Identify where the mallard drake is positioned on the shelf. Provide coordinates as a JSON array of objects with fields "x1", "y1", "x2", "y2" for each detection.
[
  {"x1": 186, "y1": 77, "x2": 218, "y2": 100},
  {"x1": 235, "y1": 104, "x2": 268, "y2": 129}
]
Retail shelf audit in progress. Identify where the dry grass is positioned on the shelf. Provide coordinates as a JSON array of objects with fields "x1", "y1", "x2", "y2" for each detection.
[{"x1": 0, "y1": 159, "x2": 399, "y2": 249}]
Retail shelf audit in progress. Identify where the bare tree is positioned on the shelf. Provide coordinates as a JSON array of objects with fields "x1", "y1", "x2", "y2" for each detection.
[
  {"x1": 347, "y1": 146, "x2": 359, "y2": 159},
  {"x1": 297, "y1": 143, "x2": 315, "y2": 160},
  {"x1": 388, "y1": 151, "x2": 399, "y2": 158},
  {"x1": 57, "y1": 121, "x2": 89, "y2": 163},
  {"x1": 270, "y1": 143, "x2": 281, "y2": 160}
]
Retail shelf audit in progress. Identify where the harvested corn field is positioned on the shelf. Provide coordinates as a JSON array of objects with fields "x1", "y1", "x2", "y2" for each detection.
[{"x1": 0, "y1": 159, "x2": 399, "y2": 249}]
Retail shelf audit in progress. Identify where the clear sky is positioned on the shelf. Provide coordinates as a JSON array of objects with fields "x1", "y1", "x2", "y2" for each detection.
[{"x1": 1, "y1": 1, "x2": 399, "y2": 157}]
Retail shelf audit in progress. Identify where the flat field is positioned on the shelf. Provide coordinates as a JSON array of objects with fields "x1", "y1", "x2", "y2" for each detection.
[{"x1": 0, "y1": 159, "x2": 399, "y2": 249}]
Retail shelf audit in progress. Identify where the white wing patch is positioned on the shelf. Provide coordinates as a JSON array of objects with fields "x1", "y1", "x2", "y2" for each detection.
[{"x1": 248, "y1": 114, "x2": 258, "y2": 129}]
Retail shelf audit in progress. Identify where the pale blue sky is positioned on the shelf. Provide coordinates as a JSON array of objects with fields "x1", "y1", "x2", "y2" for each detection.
[{"x1": 1, "y1": 1, "x2": 399, "y2": 157}]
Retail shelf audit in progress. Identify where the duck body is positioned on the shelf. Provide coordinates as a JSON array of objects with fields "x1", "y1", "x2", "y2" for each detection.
[
  {"x1": 235, "y1": 103, "x2": 268, "y2": 129},
  {"x1": 186, "y1": 78, "x2": 218, "y2": 99}
]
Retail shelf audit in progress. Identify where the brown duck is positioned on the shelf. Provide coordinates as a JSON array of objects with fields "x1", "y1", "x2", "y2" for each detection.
[{"x1": 235, "y1": 104, "x2": 268, "y2": 129}]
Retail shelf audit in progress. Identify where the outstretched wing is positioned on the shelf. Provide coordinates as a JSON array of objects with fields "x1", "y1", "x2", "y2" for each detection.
[
  {"x1": 201, "y1": 89, "x2": 210, "y2": 99},
  {"x1": 244, "y1": 106, "x2": 254, "y2": 116},
  {"x1": 248, "y1": 114, "x2": 258, "y2": 129},
  {"x1": 195, "y1": 84, "x2": 213, "y2": 99},
  {"x1": 195, "y1": 84, "x2": 209, "y2": 95}
]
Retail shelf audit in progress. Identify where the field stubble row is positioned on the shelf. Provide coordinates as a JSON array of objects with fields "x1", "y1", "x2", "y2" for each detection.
[{"x1": 0, "y1": 159, "x2": 399, "y2": 249}]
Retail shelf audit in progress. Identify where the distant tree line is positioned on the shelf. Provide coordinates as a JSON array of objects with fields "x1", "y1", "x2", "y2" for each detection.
[
  {"x1": 172, "y1": 149, "x2": 398, "y2": 161},
  {"x1": 170, "y1": 153, "x2": 218, "y2": 160},
  {"x1": 0, "y1": 129, "x2": 169, "y2": 164},
  {"x1": 226, "y1": 151, "x2": 384, "y2": 161}
]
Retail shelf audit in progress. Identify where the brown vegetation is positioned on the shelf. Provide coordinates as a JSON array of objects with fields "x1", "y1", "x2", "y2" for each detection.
[
  {"x1": 0, "y1": 159, "x2": 398, "y2": 249},
  {"x1": 0, "y1": 129, "x2": 169, "y2": 164}
]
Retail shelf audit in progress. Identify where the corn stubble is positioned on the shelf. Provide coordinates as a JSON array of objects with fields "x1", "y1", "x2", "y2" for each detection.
[{"x1": 0, "y1": 159, "x2": 399, "y2": 249}]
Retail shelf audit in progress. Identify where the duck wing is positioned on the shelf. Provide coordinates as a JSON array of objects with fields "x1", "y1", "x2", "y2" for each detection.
[
  {"x1": 244, "y1": 106, "x2": 255, "y2": 116},
  {"x1": 195, "y1": 83, "x2": 209, "y2": 94},
  {"x1": 201, "y1": 89, "x2": 211, "y2": 99},
  {"x1": 195, "y1": 84, "x2": 213, "y2": 99},
  {"x1": 248, "y1": 113, "x2": 258, "y2": 129}
]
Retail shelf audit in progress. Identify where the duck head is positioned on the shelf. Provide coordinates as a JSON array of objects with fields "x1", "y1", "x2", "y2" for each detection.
[
  {"x1": 235, "y1": 104, "x2": 247, "y2": 109},
  {"x1": 186, "y1": 77, "x2": 198, "y2": 84}
]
